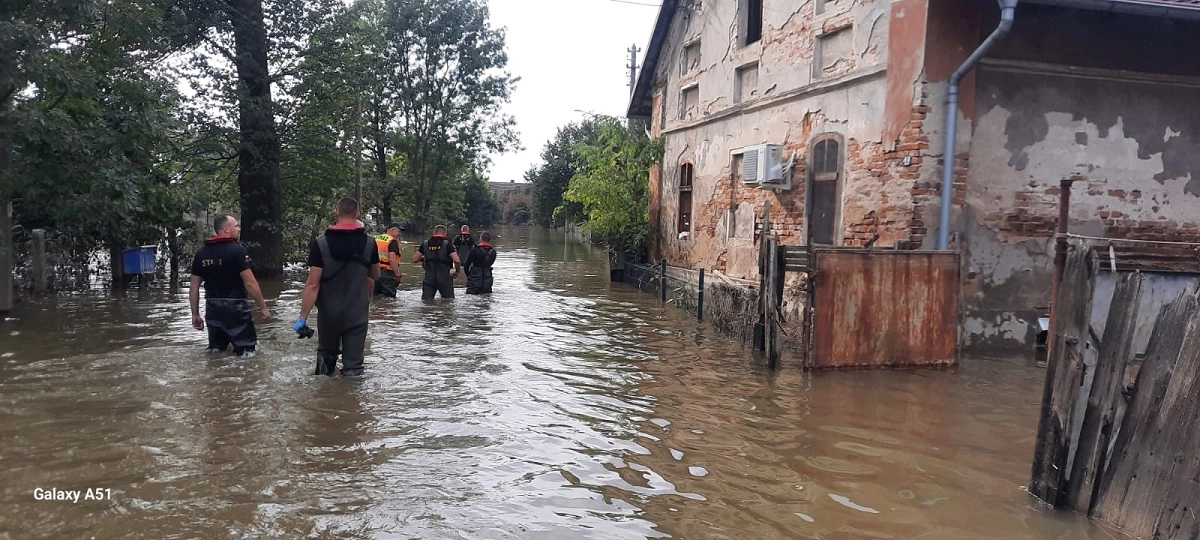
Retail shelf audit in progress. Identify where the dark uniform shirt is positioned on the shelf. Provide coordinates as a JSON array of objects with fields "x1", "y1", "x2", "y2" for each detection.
[
  {"x1": 465, "y1": 245, "x2": 496, "y2": 271},
  {"x1": 419, "y1": 236, "x2": 455, "y2": 266},
  {"x1": 452, "y1": 233, "x2": 475, "y2": 258},
  {"x1": 307, "y1": 229, "x2": 375, "y2": 269},
  {"x1": 191, "y1": 239, "x2": 251, "y2": 298}
]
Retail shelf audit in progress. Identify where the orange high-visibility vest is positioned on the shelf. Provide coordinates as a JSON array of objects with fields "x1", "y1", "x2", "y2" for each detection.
[{"x1": 375, "y1": 234, "x2": 395, "y2": 271}]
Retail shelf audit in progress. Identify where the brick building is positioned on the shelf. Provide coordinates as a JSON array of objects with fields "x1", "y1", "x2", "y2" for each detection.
[{"x1": 628, "y1": 0, "x2": 1200, "y2": 353}]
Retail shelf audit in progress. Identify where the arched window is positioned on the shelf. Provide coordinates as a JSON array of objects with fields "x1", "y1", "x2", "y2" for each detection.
[
  {"x1": 679, "y1": 163, "x2": 694, "y2": 234},
  {"x1": 808, "y1": 135, "x2": 843, "y2": 245}
]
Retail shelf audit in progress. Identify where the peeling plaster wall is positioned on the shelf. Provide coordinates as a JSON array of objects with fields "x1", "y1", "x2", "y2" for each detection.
[
  {"x1": 655, "y1": 0, "x2": 891, "y2": 128},
  {"x1": 950, "y1": 6, "x2": 1200, "y2": 352},
  {"x1": 650, "y1": 0, "x2": 913, "y2": 279},
  {"x1": 961, "y1": 69, "x2": 1200, "y2": 352},
  {"x1": 643, "y1": 0, "x2": 913, "y2": 356}
]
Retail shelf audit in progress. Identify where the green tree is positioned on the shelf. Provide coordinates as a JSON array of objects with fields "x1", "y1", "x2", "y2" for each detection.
[
  {"x1": 2, "y1": 0, "x2": 193, "y2": 283},
  {"x1": 563, "y1": 119, "x2": 663, "y2": 256},
  {"x1": 384, "y1": 0, "x2": 516, "y2": 233},
  {"x1": 462, "y1": 172, "x2": 500, "y2": 227},
  {"x1": 166, "y1": 0, "x2": 347, "y2": 276},
  {"x1": 529, "y1": 119, "x2": 605, "y2": 227}
]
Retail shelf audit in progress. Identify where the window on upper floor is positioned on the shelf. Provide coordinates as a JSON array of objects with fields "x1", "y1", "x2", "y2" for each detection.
[
  {"x1": 680, "y1": 85, "x2": 699, "y2": 120},
  {"x1": 814, "y1": 26, "x2": 853, "y2": 79},
  {"x1": 681, "y1": 41, "x2": 701, "y2": 76},
  {"x1": 739, "y1": 0, "x2": 763, "y2": 46},
  {"x1": 734, "y1": 63, "x2": 759, "y2": 104}
]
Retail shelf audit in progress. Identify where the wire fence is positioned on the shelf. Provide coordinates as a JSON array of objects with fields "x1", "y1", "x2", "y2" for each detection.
[{"x1": 620, "y1": 261, "x2": 759, "y2": 344}]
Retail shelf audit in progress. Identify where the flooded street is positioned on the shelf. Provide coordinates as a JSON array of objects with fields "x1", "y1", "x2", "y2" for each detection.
[{"x1": 1, "y1": 228, "x2": 1123, "y2": 539}]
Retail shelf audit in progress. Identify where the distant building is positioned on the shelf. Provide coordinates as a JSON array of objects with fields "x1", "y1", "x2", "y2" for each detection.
[{"x1": 489, "y1": 180, "x2": 532, "y2": 194}]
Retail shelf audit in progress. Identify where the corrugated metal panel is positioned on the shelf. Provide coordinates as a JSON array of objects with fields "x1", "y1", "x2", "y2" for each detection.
[{"x1": 812, "y1": 249, "x2": 960, "y2": 368}]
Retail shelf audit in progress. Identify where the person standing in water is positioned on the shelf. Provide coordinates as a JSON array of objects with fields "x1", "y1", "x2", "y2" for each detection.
[
  {"x1": 452, "y1": 224, "x2": 476, "y2": 274},
  {"x1": 190, "y1": 214, "x2": 272, "y2": 358},
  {"x1": 295, "y1": 198, "x2": 379, "y2": 377},
  {"x1": 464, "y1": 231, "x2": 497, "y2": 295},
  {"x1": 413, "y1": 224, "x2": 461, "y2": 300},
  {"x1": 372, "y1": 222, "x2": 404, "y2": 298}
]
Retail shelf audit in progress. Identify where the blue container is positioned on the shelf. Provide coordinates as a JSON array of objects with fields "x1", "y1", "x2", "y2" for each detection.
[{"x1": 122, "y1": 246, "x2": 157, "y2": 275}]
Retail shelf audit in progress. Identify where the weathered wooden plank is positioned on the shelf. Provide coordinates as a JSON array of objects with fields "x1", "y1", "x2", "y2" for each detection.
[
  {"x1": 754, "y1": 201, "x2": 771, "y2": 352},
  {"x1": 1091, "y1": 287, "x2": 1199, "y2": 533},
  {"x1": 1139, "y1": 294, "x2": 1200, "y2": 539},
  {"x1": 1030, "y1": 241, "x2": 1097, "y2": 506},
  {"x1": 1090, "y1": 244, "x2": 1200, "y2": 273},
  {"x1": 767, "y1": 237, "x2": 781, "y2": 368},
  {"x1": 1065, "y1": 272, "x2": 1144, "y2": 514}
]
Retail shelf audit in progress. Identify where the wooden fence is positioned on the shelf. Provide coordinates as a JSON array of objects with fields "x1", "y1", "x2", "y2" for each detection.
[{"x1": 1031, "y1": 239, "x2": 1200, "y2": 538}]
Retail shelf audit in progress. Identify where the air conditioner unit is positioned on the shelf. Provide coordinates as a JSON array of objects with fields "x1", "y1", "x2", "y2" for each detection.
[
  {"x1": 758, "y1": 152, "x2": 796, "y2": 191},
  {"x1": 740, "y1": 144, "x2": 784, "y2": 187}
]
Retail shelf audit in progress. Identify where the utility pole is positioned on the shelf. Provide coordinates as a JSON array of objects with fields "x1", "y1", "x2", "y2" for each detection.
[
  {"x1": 627, "y1": 44, "x2": 642, "y2": 130},
  {"x1": 626, "y1": 44, "x2": 642, "y2": 97}
]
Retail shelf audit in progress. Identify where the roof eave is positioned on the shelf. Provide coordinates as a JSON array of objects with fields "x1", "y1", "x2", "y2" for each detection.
[
  {"x1": 626, "y1": 0, "x2": 680, "y2": 119},
  {"x1": 1025, "y1": 0, "x2": 1200, "y2": 19}
]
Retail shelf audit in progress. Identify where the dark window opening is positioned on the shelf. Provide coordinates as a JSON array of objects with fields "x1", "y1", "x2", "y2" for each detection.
[
  {"x1": 745, "y1": 0, "x2": 763, "y2": 45},
  {"x1": 679, "y1": 192, "x2": 693, "y2": 234},
  {"x1": 679, "y1": 163, "x2": 694, "y2": 234},
  {"x1": 809, "y1": 136, "x2": 842, "y2": 245}
]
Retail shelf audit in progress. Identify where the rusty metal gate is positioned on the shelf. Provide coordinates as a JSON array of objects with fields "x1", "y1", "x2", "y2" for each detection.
[{"x1": 809, "y1": 249, "x2": 960, "y2": 368}]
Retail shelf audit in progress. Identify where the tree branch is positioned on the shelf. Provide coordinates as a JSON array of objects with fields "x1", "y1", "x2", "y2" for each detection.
[{"x1": 202, "y1": 34, "x2": 237, "y2": 64}]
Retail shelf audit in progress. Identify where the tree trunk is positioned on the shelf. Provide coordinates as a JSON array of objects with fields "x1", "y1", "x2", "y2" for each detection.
[
  {"x1": 228, "y1": 0, "x2": 283, "y2": 277},
  {"x1": 110, "y1": 244, "x2": 126, "y2": 290},
  {"x1": 381, "y1": 195, "x2": 393, "y2": 226},
  {"x1": 310, "y1": 209, "x2": 325, "y2": 244},
  {"x1": 0, "y1": 195, "x2": 11, "y2": 313},
  {"x1": 168, "y1": 228, "x2": 181, "y2": 290},
  {"x1": 0, "y1": 114, "x2": 13, "y2": 311}
]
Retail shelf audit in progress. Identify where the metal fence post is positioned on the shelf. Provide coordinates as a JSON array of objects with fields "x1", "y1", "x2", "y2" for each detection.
[
  {"x1": 660, "y1": 260, "x2": 667, "y2": 302},
  {"x1": 697, "y1": 268, "x2": 705, "y2": 320}
]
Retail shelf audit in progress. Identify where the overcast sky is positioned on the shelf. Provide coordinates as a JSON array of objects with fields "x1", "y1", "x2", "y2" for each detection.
[{"x1": 484, "y1": 0, "x2": 660, "y2": 183}]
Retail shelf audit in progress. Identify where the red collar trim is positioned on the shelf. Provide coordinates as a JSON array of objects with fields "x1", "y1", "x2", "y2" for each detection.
[
  {"x1": 432, "y1": 234, "x2": 447, "y2": 239},
  {"x1": 478, "y1": 242, "x2": 492, "y2": 248},
  {"x1": 205, "y1": 234, "x2": 237, "y2": 245},
  {"x1": 328, "y1": 223, "x2": 364, "y2": 232}
]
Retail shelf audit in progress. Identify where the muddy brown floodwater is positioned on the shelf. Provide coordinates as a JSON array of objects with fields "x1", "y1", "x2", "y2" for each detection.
[{"x1": 0, "y1": 227, "x2": 1128, "y2": 539}]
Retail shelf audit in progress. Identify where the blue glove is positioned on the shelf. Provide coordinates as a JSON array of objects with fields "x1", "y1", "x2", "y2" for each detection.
[{"x1": 293, "y1": 319, "x2": 308, "y2": 334}]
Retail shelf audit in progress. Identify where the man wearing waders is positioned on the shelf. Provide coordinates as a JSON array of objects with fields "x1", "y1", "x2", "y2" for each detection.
[
  {"x1": 294, "y1": 198, "x2": 379, "y2": 377},
  {"x1": 452, "y1": 224, "x2": 475, "y2": 272},
  {"x1": 464, "y1": 231, "x2": 497, "y2": 295},
  {"x1": 372, "y1": 222, "x2": 404, "y2": 297},
  {"x1": 190, "y1": 214, "x2": 272, "y2": 357},
  {"x1": 412, "y1": 224, "x2": 461, "y2": 300}
]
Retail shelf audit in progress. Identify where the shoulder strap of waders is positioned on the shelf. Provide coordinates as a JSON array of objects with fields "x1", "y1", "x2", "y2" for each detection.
[
  {"x1": 317, "y1": 236, "x2": 348, "y2": 283},
  {"x1": 362, "y1": 238, "x2": 377, "y2": 270},
  {"x1": 317, "y1": 234, "x2": 376, "y2": 284}
]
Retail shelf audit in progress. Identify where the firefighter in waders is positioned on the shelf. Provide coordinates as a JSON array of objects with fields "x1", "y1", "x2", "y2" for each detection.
[
  {"x1": 452, "y1": 224, "x2": 475, "y2": 273},
  {"x1": 294, "y1": 198, "x2": 380, "y2": 377},
  {"x1": 412, "y1": 224, "x2": 461, "y2": 300},
  {"x1": 464, "y1": 231, "x2": 497, "y2": 295},
  {"x1": 189, "y1": 214, "x2": 272, "y2": 357},
  {"x1": 373, "y1": 222, "x2": 404, "y2": 297}
]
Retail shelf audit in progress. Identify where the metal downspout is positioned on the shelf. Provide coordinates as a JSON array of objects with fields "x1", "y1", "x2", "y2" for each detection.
[{"x1": 937, "y1": 0, "x2": 1018, "y2": 250}]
